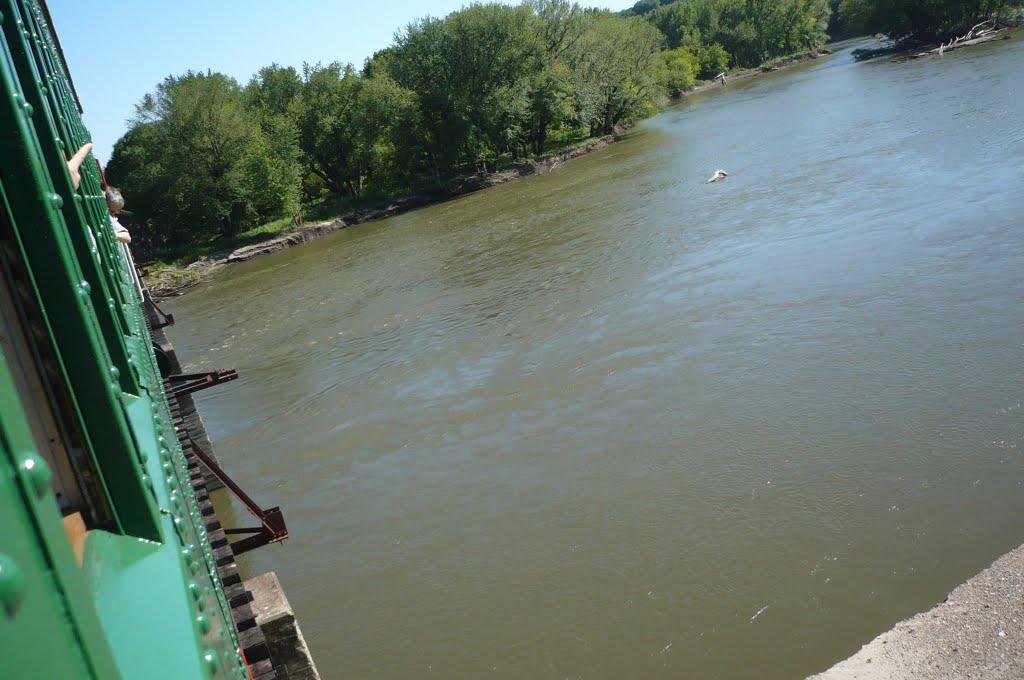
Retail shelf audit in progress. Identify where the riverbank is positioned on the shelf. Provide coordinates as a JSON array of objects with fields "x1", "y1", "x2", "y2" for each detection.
[
  {"x1": 681, "y1": 48, "x2": 833, "y2": 97},
  {"x1": 142, "y1": 47, "x2": 829, "y2": 299},
  {"x1": 810, "y1": 541, "x2": 1024, "y2": 679},
  {"x1": 143, "y1": 133, "x2": 625, "y2": 298}
]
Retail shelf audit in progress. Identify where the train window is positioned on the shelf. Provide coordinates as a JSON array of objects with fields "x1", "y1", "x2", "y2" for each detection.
[{"x1": 0, "y1": 218, "x2": 114, "y2": 535}]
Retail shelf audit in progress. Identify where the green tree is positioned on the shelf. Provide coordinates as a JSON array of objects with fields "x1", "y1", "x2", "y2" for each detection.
[
  {"x1": 387, "y1": 3, "x2": 544, "y2": 174},
  {"x1": 297, "y1": 63, "x2": 421, "y2": 197},
  {"x1": 527, "y1": 0, "x2": 586, "y2": 154},
  {"x1": 108, "y1": 71, "x2": 297, "y2": 246},
  {"x1": 104, "y1": 122, "x2": 166, "y2": 249},
  {"x1": 568, "y1": 13, "x2": 665, "y2": 136},
  {"x1": 297, "y1": 63, "x2": 364, "y2": 196},
  {"x1": 839, "y1": 0, "x2": 1017, "y2": 40},
  {"x1": 350, "y1": 74, "x2": 423, "y2": 192},
  {"x1": 243, "y1": 64, "x2": 304, "y2": 222},
  {"x1": 694, "y1": 42, "x2": 730, "y2": 77},
  {"x1": 658, "y1": 46, "x2": 701, "y2": 96}
]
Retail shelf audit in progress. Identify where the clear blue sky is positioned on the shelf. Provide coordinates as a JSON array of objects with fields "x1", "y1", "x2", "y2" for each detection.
[{"x1": 50, "y1": 0, "x2": 636, "y2": 164}]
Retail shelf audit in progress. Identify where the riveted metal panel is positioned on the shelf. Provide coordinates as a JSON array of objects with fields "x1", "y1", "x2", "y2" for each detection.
[{"x1": 0, "y1": 1, "x2": 249, "y2": 677}]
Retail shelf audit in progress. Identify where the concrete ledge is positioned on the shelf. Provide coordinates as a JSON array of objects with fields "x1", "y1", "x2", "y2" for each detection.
[
  {"x1": 245, "y1": 571, "x2": 321, "y2": 680},
  {"x1": 810, "y1": 544, "x2": 1024, "y2": 679}
]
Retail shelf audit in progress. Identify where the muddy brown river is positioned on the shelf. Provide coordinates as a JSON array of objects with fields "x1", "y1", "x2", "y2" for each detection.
[{"x1": 166, "y1": 36, "x2": 1024, "y2": 679}]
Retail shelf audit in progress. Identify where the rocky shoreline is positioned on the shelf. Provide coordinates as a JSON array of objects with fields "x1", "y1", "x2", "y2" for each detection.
[{"x1": 144, "y1": 48, "x2": 833, "y2": 299}]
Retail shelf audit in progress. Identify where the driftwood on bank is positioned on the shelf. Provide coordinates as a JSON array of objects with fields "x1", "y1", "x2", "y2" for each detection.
[
  {"x1": 911, "y1": 21, "x2": 1009, "y2": 58},
  {"x1": 853, "y1": 19, "x2": 1015, "y2": 61}
]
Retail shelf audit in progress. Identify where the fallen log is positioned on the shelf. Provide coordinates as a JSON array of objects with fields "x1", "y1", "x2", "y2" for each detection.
[{"x1": 909, "y1": 27, "x2": 1009, "y2": 58}]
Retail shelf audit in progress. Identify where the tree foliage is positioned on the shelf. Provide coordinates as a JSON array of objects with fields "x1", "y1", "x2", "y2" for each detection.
[
  {"x1": 108, "y1": 71, "x2": 300, "y2": 247},
  {"x1": 567, "y1": 13, "x2": 665, "y2": 136},
  {"x1": 838, "y1": 0, "x2": 1020, "y2": 40},
  {"x1": 657, "y1": 46, "x2": 701, "y2": 96}
]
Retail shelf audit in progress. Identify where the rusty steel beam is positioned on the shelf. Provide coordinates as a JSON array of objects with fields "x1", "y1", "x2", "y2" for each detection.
[
  {"x1": 188, "y1": 439, "x2": 289, "y2": 555},
  {"x1": 167, "y1": 369, "x2": 238, "y2": 397}
]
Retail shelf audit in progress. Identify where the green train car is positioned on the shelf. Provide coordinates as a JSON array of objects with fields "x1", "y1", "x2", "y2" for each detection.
[{"x1": 0, "y1": 1, "x2": 252, "y2": 677}]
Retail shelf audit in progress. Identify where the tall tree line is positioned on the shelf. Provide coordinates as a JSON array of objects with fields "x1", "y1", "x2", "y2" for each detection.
[
  {"x1": 837, "y1": 0, "x2": 1020, "y2": 40},
  {"x1": 108, "y1": 0, "x2": 837, "y2": 253},
  {"x1": 625, "y1": 0, "x2": 831, "y2": 67}
]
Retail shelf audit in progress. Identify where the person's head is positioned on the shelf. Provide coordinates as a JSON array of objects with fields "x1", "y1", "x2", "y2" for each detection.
[{"x1": 104, "y1": 186, "x2": 124, "y2": 214}]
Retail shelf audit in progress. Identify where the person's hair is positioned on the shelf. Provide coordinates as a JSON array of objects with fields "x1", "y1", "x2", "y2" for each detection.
[{"x1": 104, "y1": 186, "x2": 124, "y2": 212}]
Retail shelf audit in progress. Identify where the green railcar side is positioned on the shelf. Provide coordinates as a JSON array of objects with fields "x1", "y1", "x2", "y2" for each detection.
[{"x1": 0, "y1": 1, "x2": 247, "y2": 677}]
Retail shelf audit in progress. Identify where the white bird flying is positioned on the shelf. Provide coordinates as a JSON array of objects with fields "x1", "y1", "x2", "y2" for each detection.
[{"x1": 706, "y1": 169, "x2": 729, "y2": 183}]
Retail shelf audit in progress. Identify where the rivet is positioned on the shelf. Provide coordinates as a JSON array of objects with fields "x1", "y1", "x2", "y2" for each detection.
[
  {"x1": 79, "y1": 280, "x2": 90, "y2": 294},
  {"x1": 47, "y1": 193, "x2": 63, "y2": 209},
  {"x1": 196, "y1": 594, "x2": 206, "y2": 612},
  {"x1": 0, "y1": 554, "x2": 26, "y2": 616},
  {"x1": 160, "y1": 448, "x2": 172, "y2": 462},
  {"x1": 196, "y1": 613, "x2": 211, "y2": 634},
  {"x1": 203, "y1": 649, "x2": 219, "y2": 673},
  {"x1": 167, "y1": 475, "x2": 178, "y2": 490},
  {"x1": 109, "y1": 365, "x2": 119, "y2": 381},
  {"x1": 19, "y1": 453, "x2": 51, "y2": 498},
  {"x1": 162, "y1": 462, "x2": 173, "y2": 473},
  {"x1": 22, "y1": 102, "x2": 32, "y2": 117}
]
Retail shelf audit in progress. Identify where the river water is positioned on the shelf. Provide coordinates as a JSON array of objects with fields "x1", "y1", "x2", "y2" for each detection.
[{"x1": 166, "y1": 37, "x2": 1024, "y2": 679}]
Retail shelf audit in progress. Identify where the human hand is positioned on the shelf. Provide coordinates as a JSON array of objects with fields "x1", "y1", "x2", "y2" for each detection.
[{"x1": 66, "y1": 142, "x2": 93, "y2": 190}]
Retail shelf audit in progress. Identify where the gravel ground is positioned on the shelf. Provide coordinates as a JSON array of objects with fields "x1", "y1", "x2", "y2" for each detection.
[{"x1": 810, "y1": 544, "x2": 1024, "y2": 679}]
